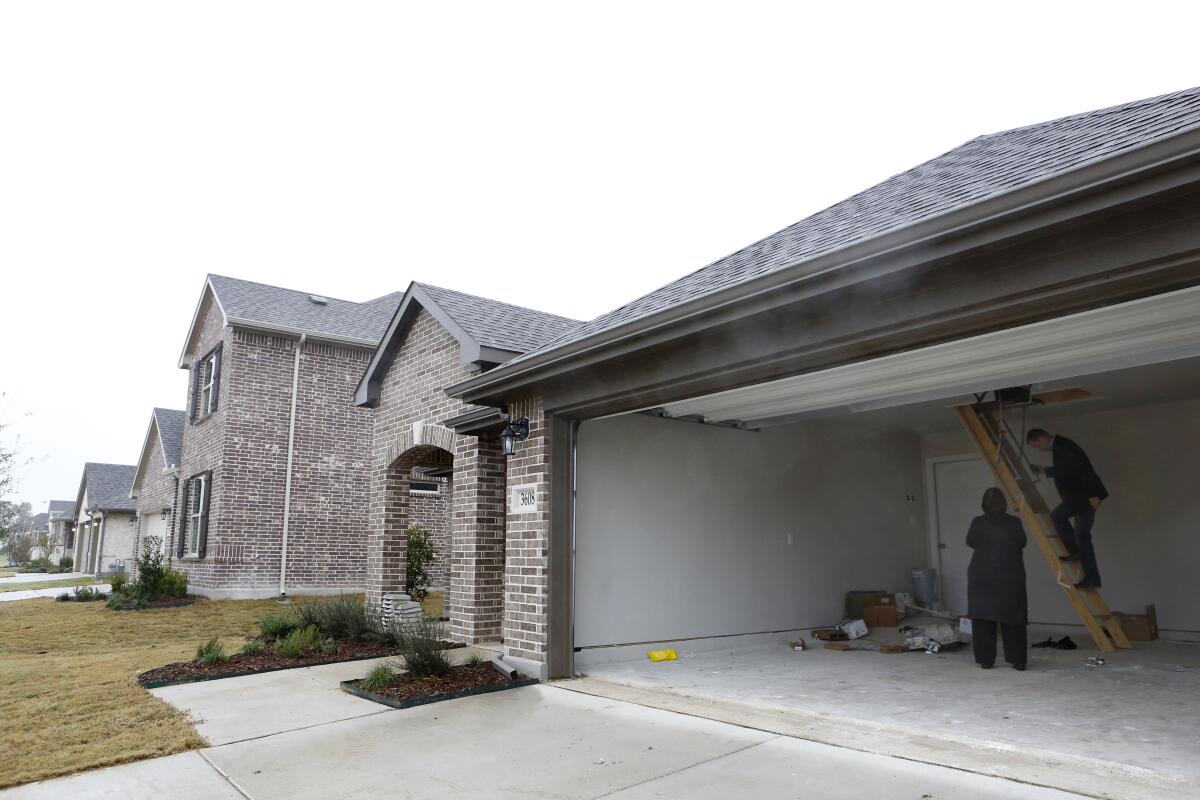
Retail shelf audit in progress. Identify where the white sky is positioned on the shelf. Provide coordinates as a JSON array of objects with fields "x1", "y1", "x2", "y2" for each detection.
[{"x1": 1, "y1": 1, "x2": 1197, "y2": 510}]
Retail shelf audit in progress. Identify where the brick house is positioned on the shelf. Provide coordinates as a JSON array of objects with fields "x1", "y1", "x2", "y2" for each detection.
[
  {"x1": 128, "y1": 408, "x2": 185, "y2": 575},
  {"x1": 353, "y1": 282, "x2": 579, "y2": 667},
  {"x1": 167, "y1": 275, "x2": 403, "y2": 599},
  {"x1": 45, "y1": 500, "x2": 75, "y2": 563},
  {"x1": 354, "y1": 86, "x2": 1200, "y2": 682},
  {"x1": 71, "y1": 463, "x2": 137, "y2": 577}
]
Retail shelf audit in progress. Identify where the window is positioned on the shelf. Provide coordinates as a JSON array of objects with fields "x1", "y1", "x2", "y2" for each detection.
[
  {"x1": 181, "y1": 472, "x2": 210, "y2": 557},
  {"x1": 192, "y1": 344, "x2": 222, "y2": 421},
  {"x1": 410, "y1": 481, "x2": 441, "y2": 494}
]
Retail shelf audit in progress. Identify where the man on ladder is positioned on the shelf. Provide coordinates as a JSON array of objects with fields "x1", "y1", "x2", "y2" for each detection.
[{"x1": 1026, "y1": 428, "x2": 1109, "y2": 590}]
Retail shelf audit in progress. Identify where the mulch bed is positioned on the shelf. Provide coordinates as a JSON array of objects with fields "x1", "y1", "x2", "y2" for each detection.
[
  {"x1": 343, "y1": 663, "x2": 538, "y2": 710},
  {"x1": 138, "y1": 638, "x2": 400, "y2": 688},
  {"x1": 110, "y1": 594, "x2": 204, "y2": 611}
]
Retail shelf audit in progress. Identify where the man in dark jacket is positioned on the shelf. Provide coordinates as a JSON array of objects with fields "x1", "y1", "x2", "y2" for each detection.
[{"x1": 1026, "y1": 428, "x2": 1109, "y2": 588}]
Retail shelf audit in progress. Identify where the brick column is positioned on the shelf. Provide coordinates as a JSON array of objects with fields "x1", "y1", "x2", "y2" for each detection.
[
  {"x1": 448, "y1": 438, "x2": 506, "y2": 643},
  {"x1": 504, "y1": 397, "x2": 551, "y2": 665},
  {"x1": 365, "y1": 463, "x2": 409, "y2": 612}
]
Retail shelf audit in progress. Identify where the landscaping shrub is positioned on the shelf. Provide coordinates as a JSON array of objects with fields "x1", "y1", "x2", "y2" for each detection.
[
  {"x1": 465, "y1": 653, "x2": 486, "y2": 668},
  {"x1": 195, "y1": 637, "x2": 226, "y2": 666},
  {"x1": 55, "y1": 592, "x2": 69, "y2": 602},
  {"x1": 110, "y1": 574, "x2": 128, "y2": 594},
  {"x1": 360, "y1": 662, "x2": 397, "y2": 692},
  {"x1": 277, "y1": 625, "x2": 323, "y2": 659},
  {"x1": 59, "y1": 555, "x2": 73, "y2": 570},
  {"x1": 106, "y1": 593, "x2": 126, "y2": 610},
  {"x1": 405, "y1": 524, "x2": 435, "y2": 602},
  {"x1": 71, "y1": 586, "x2": 106, "y2": 602},
  {"x1": 161, "y1": 568, "x2": 188, "y2": 598},
  {"x1": 131, "y1": 536, "x2": 166, "y2": 599},
  {"x1": 240, "y1": 639, "x2": 264, "y2": 656},
  {"x1": 259, "y1": 612, "x2": 301, "y2": 640},
  {"x1": 297, "y1": 595, "x2": 371, "y2": 641},
  {"x1": 388, "y1": 615, "x2": 450, "y2": 678}
]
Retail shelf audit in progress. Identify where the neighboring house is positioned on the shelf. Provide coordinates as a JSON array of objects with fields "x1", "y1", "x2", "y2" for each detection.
[
  {"x1": 129, "y1": 408, "x2": 185, "y2": 576},
  {"x1": 167, "y1": 275, "x2": 403, "y2": 599},
  {"x1": 45, "y1": 500, "x2": 75, "y2": 563},
  {"x1": 359, "y1": 86, "x2": 1200, "y2": 680},
  {"x1": 353, "y1": 282, "x2": 580, "y2": 652},
  {"x1": 72, "y1": 463, "x2": 138, "y2": 577}
]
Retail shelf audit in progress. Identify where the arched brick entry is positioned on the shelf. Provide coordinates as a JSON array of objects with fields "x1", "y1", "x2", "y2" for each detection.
[{"x1": 366, "y1": 422, "x2": 507, "y2": 644}]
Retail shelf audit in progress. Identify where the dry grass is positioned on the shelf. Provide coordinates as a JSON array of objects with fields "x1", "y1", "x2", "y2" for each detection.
[
  {"x1": 0, "y1": 595, "x2": 284, "y2": 789},
  {"x1": 0, "y1": 577, "x2": 97, "y2": 593},
  {"x1": 422, "y1": 590, "x2": 444, "y2": 620}
]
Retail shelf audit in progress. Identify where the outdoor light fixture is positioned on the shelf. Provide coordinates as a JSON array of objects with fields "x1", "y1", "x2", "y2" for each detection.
[
  {"x1": 160, "y1": 507, "x2": 171, "y2": 521},
  {"x1": 499, "y1": 417, "x2": 530, "y2": 457}
]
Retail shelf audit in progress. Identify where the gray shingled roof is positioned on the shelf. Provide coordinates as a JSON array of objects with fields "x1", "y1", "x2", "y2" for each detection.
[
  {"x1": 28, "y1": 512, "x2": 49, "y2": 531},
  {"x1": 416, "y1": 283, "x2": 581, "y2": 354},
  {"x1": 47, "y1": 500, "x2": 75, "y2": 518},
  {"x1": 209, "y1": 274, "x2": 404, "y2": 344},
  {"x1": 82, "y1": 463, "x2": 138, "y2": 512},
  {"x1": 509, "y1": 85, "x2": 1200, "y2": 365},
  {"x1": 153, "y1": 408, "x2": 185, "y2": 468}
]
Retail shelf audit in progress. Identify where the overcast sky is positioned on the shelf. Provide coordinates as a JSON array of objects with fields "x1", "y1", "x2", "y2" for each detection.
[{"x1": 1, "y1": 1, "x2": 1197, "y2": 509}]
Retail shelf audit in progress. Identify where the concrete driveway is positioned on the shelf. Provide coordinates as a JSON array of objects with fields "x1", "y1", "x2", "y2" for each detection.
[{"x1": 3, "y1": 659, "x2": 1096, "y2": 800}]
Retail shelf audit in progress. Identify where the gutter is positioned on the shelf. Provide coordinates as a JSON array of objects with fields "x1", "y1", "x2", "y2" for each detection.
[
  {"x1": 92, "y1": 511, "x2": 107, "y2": 576},
  {"x1": 279, "y1": 333, "x2": 306, "y2": 596},
  {"x1": 447, "y1": 126, "x2": 1200, "y2": 402}
]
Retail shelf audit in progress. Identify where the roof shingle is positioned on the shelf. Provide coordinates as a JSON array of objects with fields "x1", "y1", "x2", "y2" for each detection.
[
  {"x1": 415, "y1": 283, "x2": 581, "y2": 354},
  {"x1": 47, "y1": 500, "x2": 75, "y2": 518},
  {"x1": 82, "y1": 463, "x2": 138, "y2": 512},
  {"x1": 510, "y1": 85, "x2": 1200, "y2": 364},
  {"x1": 153, "y1": 408, "x2": 185, "y2": 468}
]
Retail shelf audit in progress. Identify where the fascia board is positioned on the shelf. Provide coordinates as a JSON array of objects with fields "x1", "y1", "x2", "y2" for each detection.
[
  {"x1": 449, "y1": 127, "x2": 1200, "y2": 401},
  {"x1": 661, "y1": 283, "x2": 1200, "y2": 423},
  {"x1": 177, "y1": 277, "x2": 228, "y2": 369}
]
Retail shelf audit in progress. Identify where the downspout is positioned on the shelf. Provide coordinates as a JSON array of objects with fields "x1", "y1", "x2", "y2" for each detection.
[
  {"x1": 279, "y1": 333, "x2": 306, "y2": 596},
  {"x1": 93, "y1": 511, "x2": 107, "y2": 576}
]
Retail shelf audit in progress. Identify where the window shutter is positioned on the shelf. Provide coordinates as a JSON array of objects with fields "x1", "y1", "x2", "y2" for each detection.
[
  {"x1": 188, "y1": 360, "x2": 199, "y2": 422},
  {"x1": 197, "y1": 471, "x2": 212, "y2": 559},
  {"x1": 177, "y1": 481, "x2": 190, "y2": 558},
  {"x1": 210, "y1": 343, "x2": 223, "y2": 412}
]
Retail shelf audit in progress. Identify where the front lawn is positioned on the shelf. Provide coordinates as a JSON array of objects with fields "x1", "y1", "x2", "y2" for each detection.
[
  {"x1": 0, "y1": 596, "x2": 283, "y2": 788},
  {"x1": 0, "y1": 576, "x2": 97, "y2": 593}
]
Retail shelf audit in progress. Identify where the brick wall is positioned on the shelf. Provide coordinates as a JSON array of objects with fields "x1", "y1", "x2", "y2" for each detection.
[
  {"x1": 408, "y1": 479, "x2": 451, "y2": 589},
  {"x1": 131, "y1": 422, "x2": 179, "y2": 579},
  {"x1": 503, "y1": 396, "x2": 551, "y2": 663},
  {"x1": 367, "y1": 308, "x2": 506, "y2": 641},
  {"x1": 170, "y1": 289, "x2": 376, "y2": 598}
]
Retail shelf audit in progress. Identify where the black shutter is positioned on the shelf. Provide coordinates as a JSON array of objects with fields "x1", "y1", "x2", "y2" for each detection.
[
  {"x1": 188, "y1": 361, "x2": 199, "y2": 422},
  {"x1": 210, "y1": 343, "x2": 223, "y2": 413},
  {"x1": 177, "y1": 480, "x2": 190, "y2": 558},
  {"x1": 197, "y1": 471, "x2": 212, "y2": 559}
]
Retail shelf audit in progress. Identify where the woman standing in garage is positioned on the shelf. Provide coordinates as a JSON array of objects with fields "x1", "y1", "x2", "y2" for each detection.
[{"x1": 967, "y1": 487, "x2": 1029, "y2": 671}]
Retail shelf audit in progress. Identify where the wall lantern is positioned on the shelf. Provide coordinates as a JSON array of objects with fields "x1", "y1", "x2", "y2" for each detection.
[
  {"x1": 160, "y1": 507, "x2": 171, "y2": 521},
  {"x1": 499, "y1": 417, "x2": 530, "y2": 457}
]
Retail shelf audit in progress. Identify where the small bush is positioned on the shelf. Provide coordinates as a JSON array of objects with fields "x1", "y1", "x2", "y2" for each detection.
[
  {"x1": 161, "y1": 568, "x2": 188, "y2": 598},
  {"x1": 389, "y1": 615, "x2": 451, "y2": 678},
  {"x1": 240, "y1": 639, "x2": 264, "y2": 656},
  {"x1": 71, "y1": 586, "x2": 106, "y2": 602},
  {"x1": 196, "y1": 637, "x2": 226, "y2": 666},
  {"x1": 297, "y1": 595, "x2": 371, "y2": 641},
  {"x1": 259, "y1": 612, "x2": 301, "y2": 640},
  {"x1": 405, "y1": 524, "x2": 435, "y2": 602},
  {"x1": 465, "y1": 653, "x2": 486, "y2": 668},
  {"x1": 360, "y1": 662, "x2": 397, "y2": 692},
  {"x1": 277, "y1": 625, "x2": 323, "y2": 659},
  {"x1": 59, "y1": 556, "x2": 73, "y2": 570},
  {"x1": 132, "y1": 535, "x2": 166, "y2": 600},
  {"x1": 55, "y1": 592, "x2": 69, "y2": 602},
  {"x1": 110, "y1": 574, "x2": 129, "y2": 594},
  {"x1": 106, "y1": 592, "x2": 126, "y2": 610}
]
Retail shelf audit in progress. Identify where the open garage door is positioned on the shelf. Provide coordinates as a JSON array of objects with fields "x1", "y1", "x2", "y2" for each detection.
[{"x1": 572, "y1": 285, "x2": 1200, "y2": 661}]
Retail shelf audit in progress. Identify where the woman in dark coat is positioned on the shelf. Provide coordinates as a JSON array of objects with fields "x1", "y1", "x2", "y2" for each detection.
[{"x1": 967, "y1": 487, "x2": 1028, "y2": 671}]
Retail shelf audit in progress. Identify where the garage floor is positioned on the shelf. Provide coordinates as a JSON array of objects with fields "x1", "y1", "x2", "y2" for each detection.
[{"x1": 577, "y1": 629, "x2": 1200, "y2": 792}]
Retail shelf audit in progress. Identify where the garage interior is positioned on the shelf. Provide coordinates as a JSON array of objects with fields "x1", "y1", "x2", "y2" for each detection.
[{"x1": 569, "y1": 287, "x2": 1200, "y2": 791}]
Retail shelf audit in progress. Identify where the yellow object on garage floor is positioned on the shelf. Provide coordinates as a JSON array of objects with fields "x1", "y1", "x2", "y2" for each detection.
[{"x1": 647, "y1": 648, "x2": 677, "y2": 662}]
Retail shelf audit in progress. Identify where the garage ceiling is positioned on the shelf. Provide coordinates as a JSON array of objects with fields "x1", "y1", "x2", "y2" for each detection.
[{"x1": 655, "y1": 284, "x2": 1200, "y2": 429}]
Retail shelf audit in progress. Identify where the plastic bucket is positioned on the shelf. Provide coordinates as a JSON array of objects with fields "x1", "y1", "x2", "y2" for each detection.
[{"x1": 911, "y1": 568, "x2": 939, "y2": 609}]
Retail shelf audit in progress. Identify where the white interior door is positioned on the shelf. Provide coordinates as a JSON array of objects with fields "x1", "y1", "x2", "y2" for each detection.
[{"x1": 930, "y1": 457, "x2": 994, "y2": 616}]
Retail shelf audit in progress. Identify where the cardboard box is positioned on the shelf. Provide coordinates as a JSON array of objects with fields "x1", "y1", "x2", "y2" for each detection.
[
  {"x1": 811, "y1": 628, "x2": 848, "y2": 641},
  {"x1": 824, "y1": 642, "x2": 853, "y2": 651},
  {"x1": 1114, "y1": 604, "x2": 1158, "y2": 641},
  {"x1": 840, "y1": 619, "x2": 869, "y2": 640},
  {"x1": 845, "y1": 591, "x2": 891, "y2": 619},
  {"x1": 863, "y1": 605, "x2": 898, "y2": 628}
]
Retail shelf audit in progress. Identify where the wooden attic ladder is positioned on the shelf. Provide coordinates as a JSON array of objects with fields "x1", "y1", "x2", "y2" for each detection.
[{"x1": 956, "y1": 401, "x2": 1131, "y2": 653}]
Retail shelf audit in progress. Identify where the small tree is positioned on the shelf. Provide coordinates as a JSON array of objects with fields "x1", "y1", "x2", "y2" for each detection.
[
  {"x1": 133, "y1": 535, "x2": 166, "y2": 598},
  {"x1": 4, "y1": 529, "x2": 36, "y2": 564},
  {"x1": 405, "y1": 524, "x2": 435, "y2": 602}
]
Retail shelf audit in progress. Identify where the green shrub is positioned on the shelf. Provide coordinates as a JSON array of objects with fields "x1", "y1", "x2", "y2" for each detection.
[
  {"x1": 465, "y1": 653, "x2": 486, "y2": 668},
  {"x1": 297, "y1": 595, "x2": 371, "y2": 641},
  {"x1": 259, "y1": 612, "x2": 301, "y2": 640},
  {"x1": 71, "y1": 586, "x2": 106, "y2": 602},
  {"x1": 161, "y1": 568, "x2": 188, "y2": 598},
  {"x1": 240, "y1": 639, "x2": 264, "y2": 656},
  {"x1": 110, "y1": 574, "x2": 129, "y2": 594},
  {"x1": 132, "y1": 535, "x2": 166, "y2": 600},
  {"x1": 388, "y1": 615, "x2": 450, "y2": 678},
  {"x1": 277, "y1": 625, "x2": 323, "y2": 659},
  {"x1": 59, "y1": 556, "x2": 73, "y2": 570},
  {"x1": 360, "y1": 662, "x2": 397, "y2": 692},
  {"x1": 196, "y1": 637, "x2": 226, "y2": 666},
  {"x1": 405, "y1": 524, "x2": 435, "y2": 602},
  {"x1": 106, "y1": 592, "x2": 126, "y2": 610},
  {"x1": 55, "y1": 592, "x2": 69, "y2": 602}
]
